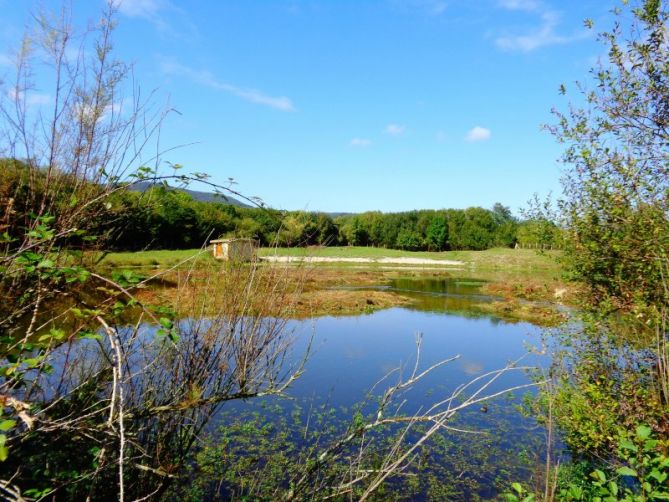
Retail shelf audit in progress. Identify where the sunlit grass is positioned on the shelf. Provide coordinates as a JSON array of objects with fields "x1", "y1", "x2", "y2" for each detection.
[
  {"x1": 96, "y1": 246, "x2": 561, "y2": 273},
  {"x1": 258, "y1": 246, "x2": 561, "y2": 270},
  {"x1": 96, "y1": 248, "x2": 215, "y2": 268}
]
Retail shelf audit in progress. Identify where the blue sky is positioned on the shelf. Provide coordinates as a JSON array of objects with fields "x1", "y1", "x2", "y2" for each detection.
[{"x1": 0, "y1": 0, "x2": 615, "y2": 214}]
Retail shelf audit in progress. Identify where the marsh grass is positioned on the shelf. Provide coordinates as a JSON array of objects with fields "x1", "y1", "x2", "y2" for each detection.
[{"x1": 102, "y1": 247, "x2": 571, "y2": 324}]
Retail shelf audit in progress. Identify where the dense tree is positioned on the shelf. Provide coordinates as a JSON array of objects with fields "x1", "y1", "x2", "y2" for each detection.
[
  {"x1": 336, "y1": 205, "x2": 519, "y2": 251},
  {"x1": 549, "y1": 0, "x2": 669, "y2": 310},
  {"x1": 538, "y1": 2, "x2": 669, "y2": 497},
  {"x1": 425, "y1": 216, "x2": 448, "y2": 251},
  {"x1": 1, "y1": 162, "x2": 527, "y2": 253},
  {"x1": 395, "y1": 227, "x2": 423, "y2": 250}
]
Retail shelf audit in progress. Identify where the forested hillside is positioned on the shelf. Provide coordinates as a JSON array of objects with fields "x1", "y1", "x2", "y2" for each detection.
[{"x1": 1, "y1": 159, "x2": 561, "y2": 251}]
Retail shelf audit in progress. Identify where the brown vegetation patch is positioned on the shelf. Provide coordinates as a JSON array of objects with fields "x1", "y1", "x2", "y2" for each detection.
[
  {"x1": 135, "y1": 264, "x2": 415, "y2": 319},
  {"x1": 483, "y1": 279, "x2": 578, "y2": 304},
  {"x1": 477, "y1": 299, "x2": 567, "y2": 327},
  {"x1": 288, "y1": 289, "x2": 411, "y2": 318}
]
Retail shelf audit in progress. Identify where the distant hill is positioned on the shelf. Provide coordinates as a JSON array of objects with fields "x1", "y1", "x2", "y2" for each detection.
[{"x1": 130, "y1": 181, "x2": 251, "y2": 208}]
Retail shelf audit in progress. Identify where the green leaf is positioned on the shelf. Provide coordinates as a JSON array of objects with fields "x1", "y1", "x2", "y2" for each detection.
[
  {"x1": 78, "y1": 331, "x2": 103, "y2": 341},
  {"x1": 23, "y1": 358, "x2": 42, "y2": 368},
  {"x1": 512, "y1": 482, "x2": 524, "y2": 494},
  {"x1": 644, "y1": 439, "x2": 658, "y2": 451},
  {"x1": 20, "y1": 251, "x2": 41, "y2": 262},
  {"x1": 636, "y1": 425, "x2": 652, "y2": 440},
  {"x1": 608, "y1": 481, "x2": 619, "y2": 497},
  {"x1": 592, "y1": 469, "x2": 607, "y2": 482},
  {"x1": 50, "y1": 328, "x2": 66, "y2": 340},
  {"x1": 649, "y1": 469, "x2": 667, "y2": 483},
  {"x1": 0, "y1": 420, "x2": 15, "y2": 432},
  {"x1": 0, "y1": 435, "x2": 8, "y2": 461},
  {"x1": 616, "y1": 466, "x2": 638, "y2": 477},
  {"x1": 649, "y1": 492, "x2": 669, "y2": 500}
]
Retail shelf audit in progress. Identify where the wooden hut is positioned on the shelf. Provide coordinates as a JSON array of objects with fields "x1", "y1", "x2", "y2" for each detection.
[{"x1": 210, "y1": 238, "x2": 257, "y2": 262}]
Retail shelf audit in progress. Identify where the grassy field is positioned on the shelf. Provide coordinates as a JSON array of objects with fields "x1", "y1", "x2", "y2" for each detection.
[
  {"x1": 98, "y1": 246, "x2": 560, "y2": 272},
  {"x1": 96, "y1": 248, "x2": 216, "y2": 268},
  {"x1": 258, "y1": 246, "x2": 561, "y2": 271}
]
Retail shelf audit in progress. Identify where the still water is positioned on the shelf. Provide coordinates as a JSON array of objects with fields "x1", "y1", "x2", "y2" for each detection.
[{"x1": 217, "y1": 277, "x2": 557, "y2": 500}]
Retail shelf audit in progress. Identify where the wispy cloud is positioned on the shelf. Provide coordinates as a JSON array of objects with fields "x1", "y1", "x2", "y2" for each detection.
[
  {"x1": 497, "y1": 0, "x2": 541, "y2": 11},
  {"x1": 465, "y1": 126, "x2": 491, "y2": 142},
  {"x1": 117, "y1": 0, "x2": 165, "y2": 20},
  {"x1": 495, "y1": 3, "x2": 587, "y2": 52},
  {"x1": 28, "y1": 93, "x2": 51, "y2": 106},
  {"x1": 0, "y1": 53, "x2": 11, "y2": 66},
  {"x1": 7, "y1": 89, "x2": 51, "y2": 106},
  {"x1": 350, "y1": 138, "x2": 372, "y2": 147},
  {"x1": 385, "y1": 123, "x2": 406, "y2": 136},
  {"x1": 161, "y1": 61, "x2": 295, "y2": 112},
  {"x1": 116, "y1": 0, "x2": 198, "y2": 40}
]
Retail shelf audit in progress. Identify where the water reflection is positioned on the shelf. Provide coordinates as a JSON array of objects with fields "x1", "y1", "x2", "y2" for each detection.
[
  {"x1": 215, "y1": 279, "x2": 555, "y2": 499},
  {"x1": 288, "y1": 307, "x2": 545, "y2": 410},
  {"x1": 356, "y1": 276, "x2": 508, "y2": 319}
]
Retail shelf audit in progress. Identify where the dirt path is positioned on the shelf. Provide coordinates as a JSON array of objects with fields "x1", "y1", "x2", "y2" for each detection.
[{"x1": 260, "y1": 256, "x2": 465, "y2": 266}]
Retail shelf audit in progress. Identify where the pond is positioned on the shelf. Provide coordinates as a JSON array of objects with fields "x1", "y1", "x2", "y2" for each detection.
[{"x1": 212, "y1": 276, "x2": 559, "y2": 500}]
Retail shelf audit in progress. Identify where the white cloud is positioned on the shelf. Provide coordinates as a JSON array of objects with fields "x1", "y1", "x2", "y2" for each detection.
[
  {"x1": 385, "y1": 123, "x2": 406, "y2": 136},
  {"x1": 117, "y1": 0, "x2": 165, "y2": 20},
  {"x1": 161, "y1": 61, "x2": 295, "y2": 112},
  {"x1": 498, "y1": 0, "x2": 541, "y2": 11},
  {"x1": 465, "y1": 126, "x2": 491, "y2": 142},
  {"x1": 116, "y1": 0, "x2": 198, "y2": 39},
  {"x1": 7, "y1": 89, "x2": 51, "y2": 106},
  {"x1": 350, "y1": 138, "x2": 372, "y2": 147},
  {"x1": 495, "y1": 8, "x2": 588, "y2": 52},
  {"x1": 28, "y1": 93, "x2": 51, "y2": 106}
]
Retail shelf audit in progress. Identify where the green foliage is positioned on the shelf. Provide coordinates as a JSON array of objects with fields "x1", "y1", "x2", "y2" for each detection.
[
  {"x1": 395, "y1": 227, "x2": 423, "y2": 251},
  {"x1": 558, "y1": 426, "x2": 669, "y2": 501},
  {"x1": 336, "y1": 204, "x2": 519, "y2": 252},
  {"x1": 533, "y1": 2, "x2": 669, "y2": 501},
  {"x1": 548, "y1": 0, "x2": 669, "y2": 313},
  {"x1": 3, "y1": 163, "x2": 529, "y2": 254},
  {"x1": 425, "y1": 216, "x2": 448, "y2": 251},
  {"x1": 172, "y1": 400, "x2": 542, "y2": 501},
  {"x1": 502, "y1": 481, "x2": 536, "y2": 502}
]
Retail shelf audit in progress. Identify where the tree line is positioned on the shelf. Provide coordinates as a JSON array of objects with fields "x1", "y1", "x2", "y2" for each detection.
[
  {"x1": 106, "y1": 185, "x2": 562, "y2": 251},
  {"x1": 0, "y1": 161, "x2": 562, "y2": 251}
]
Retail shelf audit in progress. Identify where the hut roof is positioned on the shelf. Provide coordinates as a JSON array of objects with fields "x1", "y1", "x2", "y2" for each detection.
[{"x1": 210, "y1": 238, "x2": 256, "y2": 244}]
